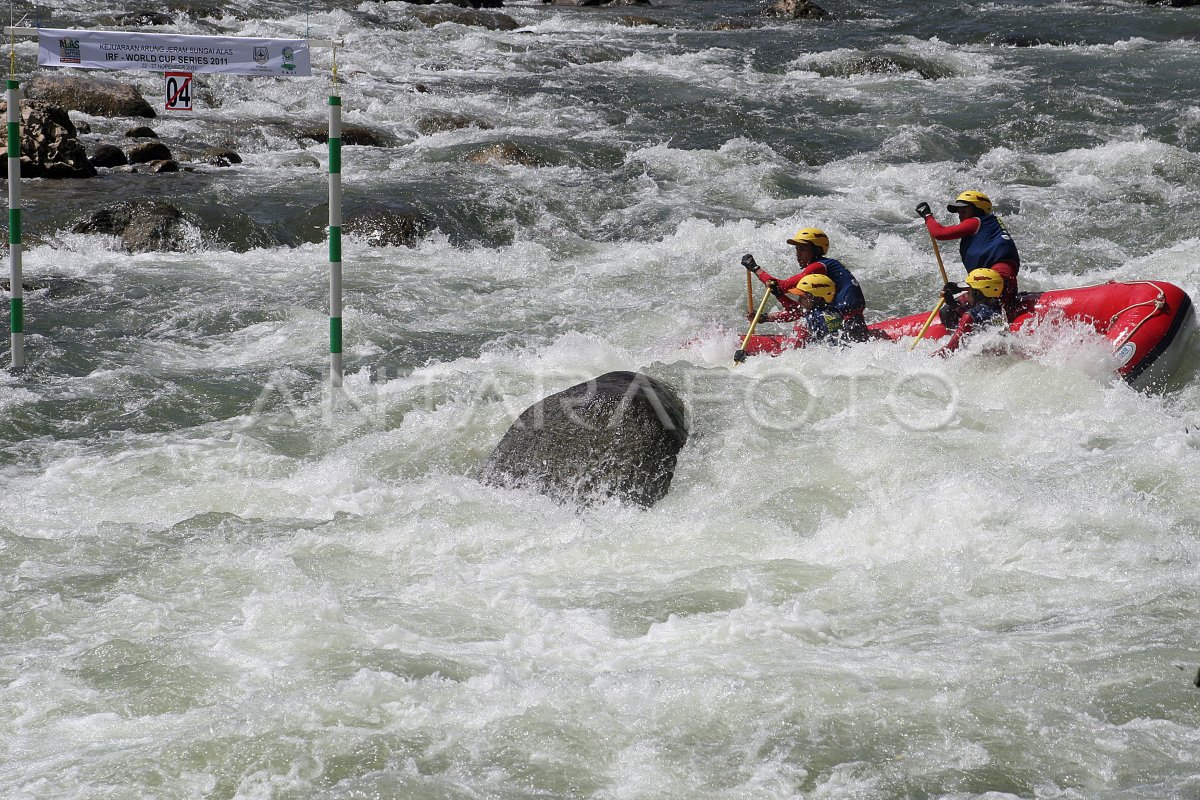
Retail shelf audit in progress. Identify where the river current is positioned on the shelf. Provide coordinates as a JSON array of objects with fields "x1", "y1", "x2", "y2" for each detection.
[{"x1": 2, "y1": 0, "x2": 1200, "y2": 797}]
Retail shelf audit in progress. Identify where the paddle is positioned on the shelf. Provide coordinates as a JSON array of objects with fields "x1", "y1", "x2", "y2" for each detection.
[
  {"x1": 910, "y1": 220, "x2": 951, "y2": 351},
  {"x1": 741, "y1": 253, "x2": 759, "y2": 317},
  {"x1": 909, "y1": 298, "x2": 945, "y2": 351},
  {"x1": 734, "y1": 283, "x2": 775, "y2": 365}
]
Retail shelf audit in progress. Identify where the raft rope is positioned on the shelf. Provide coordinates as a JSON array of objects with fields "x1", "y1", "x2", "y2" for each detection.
[
  {"x1": 1022, "y1": 280, "x2": 1171, "y2": 352},
  {"x1": 1106, "y1": 282, "x2": 1169, "y2": 349},
  {"x1": 1037, "y1": 279, "x2": 1169, "y2": 350},
  {"x1": 1060, "y1": 280, "x2": 1171, "y2": 347}
]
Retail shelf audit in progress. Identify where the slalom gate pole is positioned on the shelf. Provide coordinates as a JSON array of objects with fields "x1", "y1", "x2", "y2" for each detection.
[
  {"x1": 7, "y1": 76, "x2": 21, "y2": 372},
  {"x1": 328, "y1": 45, "x2": 343, "y2": 388}
]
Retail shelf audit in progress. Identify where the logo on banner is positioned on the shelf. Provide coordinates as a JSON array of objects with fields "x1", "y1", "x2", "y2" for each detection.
[
  {"x1": 165, "y1": 72, "x2": 193, "y2": 111},
  {"x1": 58, "y1": 37, "x2": 81, "y2": 63},
  {"x1": 282, "y1": 47, "x2": 295, "y2": 73},
  {"x1": 253, "y1": 46, "x2": 268, "y2": 65}
]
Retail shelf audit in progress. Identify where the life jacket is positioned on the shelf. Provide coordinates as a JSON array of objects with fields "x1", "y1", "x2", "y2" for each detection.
[
  {"x1": 960, "y1": 214, "x2": 1020, "y2": 273},
  {"x1": 815, "y1": 257, "x2": 866, "y2": 313},
  {"x1": 802, "y1": 306, "x2": 844, "y2": 342},
  {"x1": 940, "y1": 295, "x2": 1005, "y2": 331}
]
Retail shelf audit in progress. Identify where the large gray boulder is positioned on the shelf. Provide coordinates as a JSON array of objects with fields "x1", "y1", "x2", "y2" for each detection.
[
  {"x1": 0, "y1": 100, "x2": 96, "y2": 179},
  {"x1": 479, "y1": 371, "x2": 688, "y2": 509},
  {"x1": 24, "y1": 75, "x2": 156, "y2": 118}
]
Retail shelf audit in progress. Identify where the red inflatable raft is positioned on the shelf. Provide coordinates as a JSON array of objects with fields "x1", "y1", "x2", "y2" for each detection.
[{"x1": 739, "y1": 281, "x2": 1197, "y2": 389}]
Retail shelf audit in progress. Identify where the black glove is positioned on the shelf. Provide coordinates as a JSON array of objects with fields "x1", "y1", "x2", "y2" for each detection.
[
  {"x1": 768, "y1": 280, "x2": 785, "y2": 297},
  {"x1": 741, "y1": 253, "x2": 758, "y2": 271},
  {"x1": 916, "y1": 202, "x2": 933, "y2": 218},
  {"x1": 942, "y1": 281, "x2": 962, "y2": 304}
]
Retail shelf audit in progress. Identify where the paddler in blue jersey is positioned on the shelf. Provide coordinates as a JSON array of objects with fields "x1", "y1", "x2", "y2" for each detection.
[
  {"x1": 916, "y1": 190, "x2": 1022, "y2": 318},
  {"x1": 935, "y1": 268, "x2": 1007, "y2": 356},
  {"x1": 756, "y1": 274, "x2": 852, "y2": 347},
  {"x1": 741, "y1": 227, "x2": 871, "y2": 342}
]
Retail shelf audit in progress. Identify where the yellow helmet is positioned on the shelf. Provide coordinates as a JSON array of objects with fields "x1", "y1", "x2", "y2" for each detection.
[
  {"x1": 965, "y1": 268, "x2": 1005, "y2": 298},
  {"x1": 947, "y1": 190, "x2": 992, "y2": 214},
  {"x1": 787, "y1": 274, "x2": 836, "y2": 303},
  {"x1": 785, "y1": 227, "x2": 830, "y2": 255}
]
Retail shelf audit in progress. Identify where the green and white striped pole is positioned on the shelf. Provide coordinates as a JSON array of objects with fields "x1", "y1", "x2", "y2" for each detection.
[
  {"x1": 7, "y1": 77, "x2": 22, "y2": 371},
  {"x1": 328, "y1": 77, "x2": 342, "y2": 388}
]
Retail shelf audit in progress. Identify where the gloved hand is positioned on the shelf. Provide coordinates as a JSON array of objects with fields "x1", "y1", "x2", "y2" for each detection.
[
  {"x1": 741, "y1": 253, "x2": 758, "y2": 271},
  {"x1": 942, "y1": 281, "x2": 962, "y2": 304},
  {"x1": 768, "y1": 280, "x2": 785, "y2": 297},
  {"x1": 916, "y1": 202, "x2": 933, "y2": 218}
]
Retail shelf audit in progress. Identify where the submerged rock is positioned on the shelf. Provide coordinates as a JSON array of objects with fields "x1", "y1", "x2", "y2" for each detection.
[
  {"x1": 478, "y1": 371, "x2": 689, "y2": 509},
  {"x1": 818, "y1": 53, "x2": 953, "y2": 80},
  {"x1": 297, "y1": 124, "x2": 391, "y2": 147},
  {"x1": 141, "y1": 159, "x2": 181, "y2": 173},
  {"x1": 72, "y1": 200, "x2": 196, "y2": 253},
  {"x1": 619, "y1": 15, "x2": 661, "y2": 26},
  {"x1": 195, "y1": 146, "x2": 243, "y2": 167},
  {"x1": 416, "y1": 112, "x2": 494, "y2": 135},
  {"x1": 89, "y1": 144, "x2": 129, "y2": 168},
  {"x1": 464, "y1": 142, "x2": 542, "y2": 166},
  {"x1": 412, "y1": 7, "x2": 520, "y2": 29},
  {"x1": 69, "y1": 200, "x2": 276, "y2": 252},
  {"x1": 761, "y1": 0, "x2": 828, "y2": 19},
  {"x1": 109, "y1": 10, "x2": 176, "y2": 25},
  {"x1": 991, "y1": 33, "x2": 1075, "y2": 47},
  {"x1": 343, "y1": 206, "x2": 433, "y2": 247},
  {"x1": 127, "y1": 141, "x2": 173, "y2": 164},
  {"x1": 0, "y1": 276, "x2": 89, "y2": 296}
]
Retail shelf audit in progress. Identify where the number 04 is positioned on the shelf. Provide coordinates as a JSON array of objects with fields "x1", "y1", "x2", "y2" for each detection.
[{"x1": 164, "y1": 73, "x2": 193, "y2": 111}]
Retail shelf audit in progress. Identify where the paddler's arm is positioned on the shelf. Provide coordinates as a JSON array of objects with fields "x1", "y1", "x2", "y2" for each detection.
[
  {"x1": 933, "y1": 314, "x2": 973, "y2": 357},
  {"x1": 923, "y1": 215, "x2": 980, "y2": 241}
]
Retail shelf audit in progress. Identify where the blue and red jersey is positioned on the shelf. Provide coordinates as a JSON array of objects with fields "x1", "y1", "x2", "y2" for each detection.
[
  {"x1": 924, "y1": 213, "x2": 1020, "y2": 276},
  {"x1": 753, "y1": 256, "x2": 866, "y2": 317}
]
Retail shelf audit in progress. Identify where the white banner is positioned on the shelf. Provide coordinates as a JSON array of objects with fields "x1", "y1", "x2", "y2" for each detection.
[{"x1": 37, "y1": 28, "x2": 311, "y2": 77}]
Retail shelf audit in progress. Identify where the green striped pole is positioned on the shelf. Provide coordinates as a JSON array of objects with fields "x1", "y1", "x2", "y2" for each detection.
[
  {"x1": 7, "y1": 78, "x2": 22, "y2": 371},
  {"x1": 328, "y1": 93, "x2": 342, "y2": 388}
]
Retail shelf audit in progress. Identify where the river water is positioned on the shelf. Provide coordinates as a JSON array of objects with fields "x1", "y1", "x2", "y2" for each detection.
[{"x1": 3, "y1": 0, "x2": 1200, "y2": 797}]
